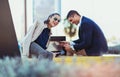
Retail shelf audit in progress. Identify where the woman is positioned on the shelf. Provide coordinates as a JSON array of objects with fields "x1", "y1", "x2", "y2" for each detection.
[{"x1": 20, "y1": 13, "x2": 61, "y2": 60}]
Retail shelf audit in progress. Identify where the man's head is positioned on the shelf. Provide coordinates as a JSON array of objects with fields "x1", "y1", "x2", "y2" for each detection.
[{"x1": 66, "y1": 10, "x2": 81, "y2": 25}]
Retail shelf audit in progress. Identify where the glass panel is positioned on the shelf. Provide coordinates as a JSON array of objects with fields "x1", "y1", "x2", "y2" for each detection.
[{"x1": 8, "y1": 0, "x2": 25, "y2": 41}]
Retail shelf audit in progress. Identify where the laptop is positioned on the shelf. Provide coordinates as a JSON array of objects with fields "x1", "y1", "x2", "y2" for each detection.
[{"x1": 0, "y1": 0, "x2": 21, "y2": 58}]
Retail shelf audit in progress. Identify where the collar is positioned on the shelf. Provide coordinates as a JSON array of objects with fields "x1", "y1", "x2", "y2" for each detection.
[{"x1": 77, "y1": 16, "x2": 83, "y2": 27}]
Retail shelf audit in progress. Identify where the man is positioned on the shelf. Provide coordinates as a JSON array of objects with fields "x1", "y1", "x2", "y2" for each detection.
[{"x1": 61, "y1": 10, "x2": 108, "y2": 56}]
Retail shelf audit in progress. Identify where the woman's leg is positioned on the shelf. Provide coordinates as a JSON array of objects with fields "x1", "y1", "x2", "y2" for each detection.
[{"x1": 30, "y1": 42, "x2": 53, "y2": 60}]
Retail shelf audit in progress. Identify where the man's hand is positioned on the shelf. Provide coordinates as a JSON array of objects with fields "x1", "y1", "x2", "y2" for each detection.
[{"x1": 63, "y1": 43, "x2": 72, "y2": 52}]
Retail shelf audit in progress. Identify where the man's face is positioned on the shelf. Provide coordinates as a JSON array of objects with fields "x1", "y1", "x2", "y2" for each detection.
[{"x1": 67, "y1": 14, "x2": 79, "y2": 25}]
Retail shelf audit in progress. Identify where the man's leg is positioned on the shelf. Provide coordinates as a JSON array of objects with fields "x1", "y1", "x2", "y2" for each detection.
[
  {"x1": 66, "y1": 48, "x2": 87, "y2": 56},
  {"x1": 65, "y1": 48, "x2": 74, "y2": 56},
  {"x1": 75, "y1": 49, "x2": 87, "y2": 56},
  {"x1": 30, "y1": 42, "x2": 53, "y2": 60}
]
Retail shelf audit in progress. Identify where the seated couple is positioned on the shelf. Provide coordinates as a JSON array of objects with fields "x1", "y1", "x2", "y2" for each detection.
[{"x1": 20, "y1": 10, "x2": 108, "y2": 60}]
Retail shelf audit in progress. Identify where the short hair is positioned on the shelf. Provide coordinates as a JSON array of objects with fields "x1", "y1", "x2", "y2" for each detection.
[
  {"x1": 66, "y1": 10, "x2": 80, "y2": 19},
  {"x1": 44, "y1": 13, "x2": 60, "y2": 24}
]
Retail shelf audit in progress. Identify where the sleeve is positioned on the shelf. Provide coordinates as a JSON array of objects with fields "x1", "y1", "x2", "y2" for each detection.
[
  {"x1": 73, "y1": 23, "x2": 93, "y2": 51},
  {"x1": 73, "y1": 39, "x2": 81, "y2": 43},
  {"x1": 70, "y1": 41, "x2": 75, "y2": 50}
]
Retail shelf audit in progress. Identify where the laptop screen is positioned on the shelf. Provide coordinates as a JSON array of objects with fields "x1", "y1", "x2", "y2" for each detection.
[
  {"x1": 47, "y1": 36, "x2": 66, "y2": 52},
  {"x1": 0, "y1": 0, "x2": 21, "y2": 58}
]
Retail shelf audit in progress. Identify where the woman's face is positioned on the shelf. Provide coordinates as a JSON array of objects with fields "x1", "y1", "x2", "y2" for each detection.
[{"x1": 48, "y1": 15, "x2": 61, "y2": 27}]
